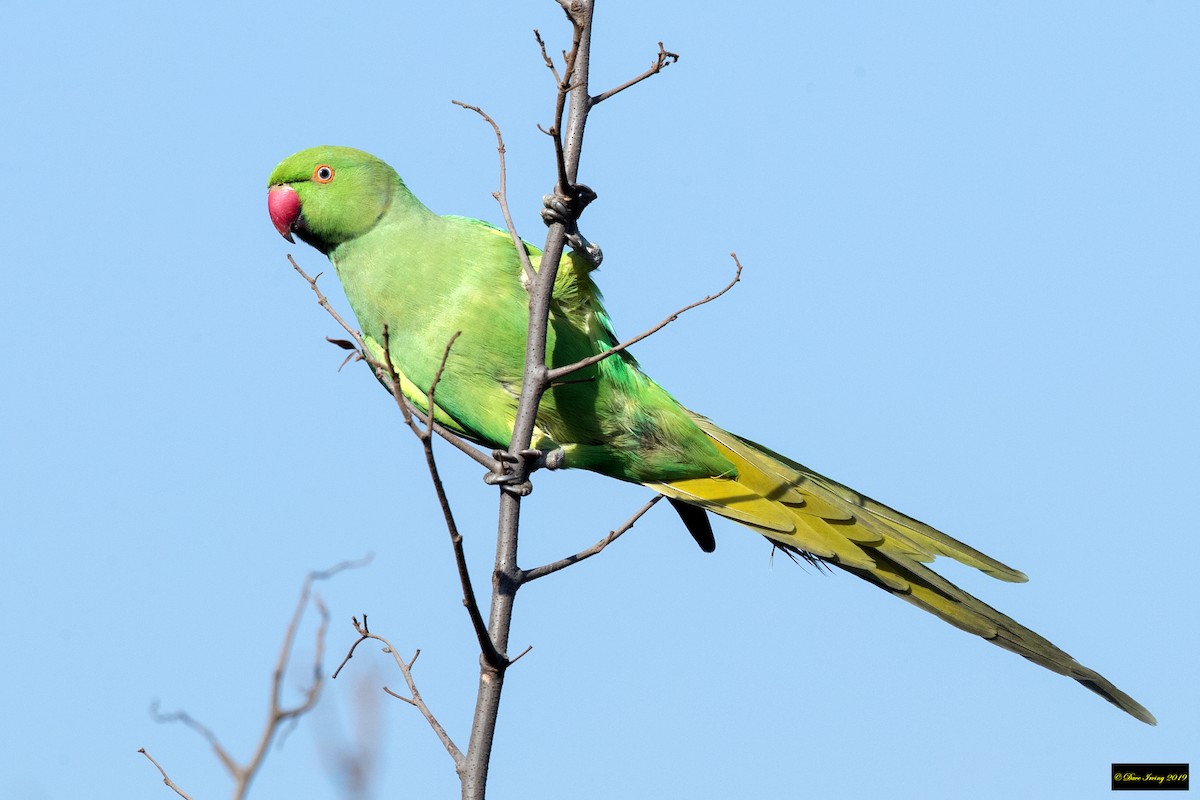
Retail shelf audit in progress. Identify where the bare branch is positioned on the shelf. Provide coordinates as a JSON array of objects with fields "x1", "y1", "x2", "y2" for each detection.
[
  {"x1": 414, "y1": 336, "x2": 503, "y2": 667},
  {"x1": 149, "y1": 702, "x2": 239, "y2": 775},
  {"x1": 547, "y1": 253, "x2": 743, "y2": 382},
  {"x1": 380, "y1": 324, "x2": 418, "y2": 431},
  {"x1": 461, "y1": 7, "x2": 597, "y2": 796},
  {"x1": 378, "y1": 327, "x2": 499, "y2": 663},
  {"x1": 148, "y1": 560, "x2": 366, "y2": 799},
  {"x1": 508, "y1": 645, "x2": 534, "y2": 665},
  {"x1": 533, "y1": 29, "x2": 561, "y2": 83},
  {"x1": 425, "y1": 332, "x2": 462, "y2": 439},
  {"x1": 452, "y1": 101, "x2": 538, "y2": 287},
  {"x1": 293, "y1": 251, "x2": 503, "y2": 674},
  {"x1": 290, "y1": 256, "x2": 498, "y2": 471},
  {"x1": 520, "y1": 495, "x2": 662, "y2": 582},
  {"x1": 337, "y1": 617, "x2": 464, "y2": 768},
  {"x1": 591, "y1": 41, "x2": 679, "y2": 106},
  {"x1": 138, "y1": 748, "x2": 194, "y2": 800},
  {"x1": 533, "y1": 20, "x2": 583, "y2": 197},
  {"x1": 288, "y1": 256, "x2": 364, "y2": 349}
]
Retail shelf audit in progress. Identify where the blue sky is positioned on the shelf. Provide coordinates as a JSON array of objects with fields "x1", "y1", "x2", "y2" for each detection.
[{"x1": 3, "y1": 2, "x2": 1196, "y2": 798}]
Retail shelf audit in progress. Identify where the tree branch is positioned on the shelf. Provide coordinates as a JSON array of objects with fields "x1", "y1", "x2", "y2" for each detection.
[
  {"x1": 289, "y1": 255, "x2": 498, "y2": 472},
  {"x1": 149, "y1": 702, "x2": 239, "y2": 776},
  {"x1": 547, "y1": 253, "x2": 743, "y2": 382},
  {"x1": 452, "y1": 101, "x2": 538, "y2": 288},
  {"x1": 519, "y1": 495, "x2": 662, "y2": 582},
  {"x1": 460, "y1": 6, "x2": 596, "y2": 799},
  {"x1": 379, "y1": 328, "x2": 503, "y2": 668},
  {"x1": 146, "y1": 558, "x2": 367, "y2": 799},
  {"x1": 334, "y1": 615, "x2": 465, "y2": 768},
  {"x1": 532, "y1": 29, "x2": 561, "y2": 84},
  {"x1": 138, "y1": 748, "x2": 195, "y2": 800},
  {"x1": 590, "y1": 41, "x2": 679, "y2": 106}
]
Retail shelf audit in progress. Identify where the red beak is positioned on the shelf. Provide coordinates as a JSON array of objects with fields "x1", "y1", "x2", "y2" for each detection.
[{"x1": 268, "y1": 185, "x2": 301, "y2": 243}]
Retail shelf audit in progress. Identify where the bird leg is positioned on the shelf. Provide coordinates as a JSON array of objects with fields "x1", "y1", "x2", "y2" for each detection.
[
  {"x1": 565, "y1": 228, "x2": 603, "y2": 267},
  {"x1": 542, "y1": 184, "x2": 603, "y2": 266},
  {"x1": 484, "y1": 447, "x2": 565, "y2": 496}
]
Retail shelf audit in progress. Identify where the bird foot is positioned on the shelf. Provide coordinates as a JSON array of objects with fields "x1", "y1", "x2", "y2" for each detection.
[
  {"x1": 566, "y1": 229, "x2": 603, "y2": 267},
  {"x1": 541, "y1": 183, "x2": 598, "y2": 226},
  {"x1": 541, "y1": 185, "x2": 602, "y2": 266},
  {"x1": 484, "y1": 448, "x2": 565, "y2": 496}
]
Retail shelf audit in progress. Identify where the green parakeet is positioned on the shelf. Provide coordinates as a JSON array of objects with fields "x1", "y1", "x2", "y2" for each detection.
[{"x1": 268, "y1": 145, "x2": 1154, "y2": 725}]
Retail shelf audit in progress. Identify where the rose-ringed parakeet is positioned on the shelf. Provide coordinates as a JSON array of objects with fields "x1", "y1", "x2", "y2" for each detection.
[{"x1": 268, "y1": 145, "x2": 1154, "y2": 724}]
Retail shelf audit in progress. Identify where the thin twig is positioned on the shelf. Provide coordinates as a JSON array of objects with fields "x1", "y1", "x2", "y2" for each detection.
[
  {"x1": 546, "y1": 253, "x2": 743, "y2": 381},
  {"x1": 508, "y1": 645, "x2": 534, "y2": 665},
  {"x1": 555, "y1": 25, "x2": 583, "y2": 193},
  {"x1": 235, "y1": 568, "x2": 333, "y2": 798},
  {"x1": 425, "y1": 332, "x2": 462, "y2": 439},
  {"x1": 149, "y1": 559, "x2": 366, "y2": 800},
  {"x1": 290, "y1": 255, "x2": 497, "y2": 471},
  {"x1": 149, "y1": 703, "x2": 238, "y2": 775},
  {"x1": 288, "y1": 257, "x2": 364, "y2": 350},
  {"x1": 379, "y1": 327, "x2": 498, "y2": 664},
  {"x1": 533, "y1": 29, "x2": 561, "y2": 82},
  {"x1": 591, "y1": 41, "x2": 679, "y2": 106},
  {"x1": 296, "y1": 256, "x2": 501, "y2": 666},
  {"x1": 452, "y1": 101, "x2": 538, "y2": 287},
  {"x1": 535, "y1": 22, "x2": 582, "y2": 196},
  {"x1": 520, "y1": 496, "x2": 662, "y2": 582},
  {"x1": 410, "y1": 334, "x2": 504, "y2": 667},
  {"x1": 337, "y1": 616, "x2": 465, "y2": 768},
  {"x1": 380, "y1": 324, "x2": 417, "y2": 431},
  {"x1": 138, "y1": 748, "x2": 195, "y2": 800}
]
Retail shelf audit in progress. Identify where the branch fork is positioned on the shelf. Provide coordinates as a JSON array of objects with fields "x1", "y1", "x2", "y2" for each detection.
[{"x1": 141, "y1": 558, "x2": 368, "y2": 800}]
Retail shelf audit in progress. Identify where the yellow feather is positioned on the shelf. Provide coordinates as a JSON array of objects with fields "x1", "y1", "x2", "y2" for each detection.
[{"x1": 643, "y1": 415, "x2": 1156, "y2": 724}]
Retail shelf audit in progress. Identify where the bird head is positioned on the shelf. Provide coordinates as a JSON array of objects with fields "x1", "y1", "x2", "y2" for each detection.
[{"x1": 267, "y1": 146, "x2": 396, "y2": 253}]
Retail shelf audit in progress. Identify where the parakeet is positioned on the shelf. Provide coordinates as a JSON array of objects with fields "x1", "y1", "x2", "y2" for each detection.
[{"x1": 268, "y1": 145, "x2": 1154, "y2": 724}]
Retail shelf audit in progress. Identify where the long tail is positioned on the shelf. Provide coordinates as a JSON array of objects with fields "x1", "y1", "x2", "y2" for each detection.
[{"x1": 646, "y1": 415, "x2": 1156, "y2": 725}]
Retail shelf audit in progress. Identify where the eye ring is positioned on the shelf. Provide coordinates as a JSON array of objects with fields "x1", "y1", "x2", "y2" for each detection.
[{"x1": 313, "y1": 165, "x2": 335, "y2": 183}]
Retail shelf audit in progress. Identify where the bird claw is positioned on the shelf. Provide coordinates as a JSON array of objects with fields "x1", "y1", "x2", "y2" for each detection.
[
  {"x1": 566, "y1": 230, "x2": 603, "y2": 267},
  {"x1": 484, "y1": 448, "x2": 565, "y2": 495},
  {"x1": 541, "y1": 185, "x2": 602, "y2": 266},
  {"x1": 541, "y1": 183, "x2": 597, "y2": 226}
]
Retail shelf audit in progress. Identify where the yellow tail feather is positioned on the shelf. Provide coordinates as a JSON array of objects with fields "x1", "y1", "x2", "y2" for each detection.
[{"x1": 646, "y1": 415, "x2": 1156, "y2": 725}]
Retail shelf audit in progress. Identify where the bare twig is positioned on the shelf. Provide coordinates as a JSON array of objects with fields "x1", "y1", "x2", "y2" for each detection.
[
  {"x1": 336, "y1": 616, "x2": 465, "y2": 768},
  {"x1": 138, "y1": 748, "x2": 195, "y2": 800},
  {"x1": 535, "y1": 19, "x2": 583, "y2": 197},
  {"x1": 425, "y1": 332, "x2": 462, "y2": 439},
  {"x1": 149, "y1": 703, "x2": 238, "y2": 775},
  {"x1": 288, "y1": 257, "x2": 364, "y2": 350},
  {"x1": 533, "y1": 29, "x2": 561, "y2": 83},
  {"x1": 508, "y1": 644, "x2": 534, "y2": 665},
  {"x1": 520, "y1": 495, "x2": 662, "y2": 582},
  {"x1": 547, "y1": 253, "x2": 743, "y2": 382},
  {"x1": 380, "y1": 330, "x2": 503, "y2": 667},
  {"x1": 379, "y1": 324, "x2": 418, "y2": 431},
  {"x1": 453, "y1": 101, "x2": 538, "y2": 287},
  {"x1": 591, "y1": 41, "x2": 679, "y2": 106},
  {"x1": 147, "y1": 558, "x2": 367, "y2": 800},
  {"x1": 292, "y1": 242, "x2": 506, "y2": 680},
  {"x1": 289, "y1": 256, "x2": 497, "y2": 471},
  {"x1": 554, "y1": 23, "x2": 584, "y2": 194},
  {"x1": 293, "y1": 254, "x2": 509, "y2": 683}
]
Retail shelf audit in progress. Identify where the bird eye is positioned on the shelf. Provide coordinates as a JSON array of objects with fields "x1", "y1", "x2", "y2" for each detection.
[{"x1": 313, "y1": 165, "x2": 335, "y2": 183}]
